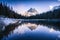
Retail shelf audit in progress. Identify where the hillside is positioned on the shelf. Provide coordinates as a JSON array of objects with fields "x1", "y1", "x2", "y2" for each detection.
[
  {"x1": 28, "y1": 6, "x2": 60, "y2": 19},
  {"x1": 0, "y1": 3, "x2": 26, "y2": 19}
]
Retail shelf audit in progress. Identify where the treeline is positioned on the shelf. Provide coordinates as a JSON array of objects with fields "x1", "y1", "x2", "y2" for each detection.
[
  {"x1": 0, "y1": 2, "x2": 60, "y2": 19},
  {"x1": 0, "y1": 3, "x2": 26, "y2": 19}
]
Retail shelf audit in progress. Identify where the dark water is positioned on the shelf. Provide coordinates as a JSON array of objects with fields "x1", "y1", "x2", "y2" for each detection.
[{"x1": 0, "y1": 18, "x2": 60, "y2": 40}]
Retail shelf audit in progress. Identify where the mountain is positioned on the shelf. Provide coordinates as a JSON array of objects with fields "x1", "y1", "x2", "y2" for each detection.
[
  {"x1": 22, "y1": 8, "x2": 38, "y2": 17},
  {"x1": 27, "y1": 8, "x2": 38, "y2": 16},
  {"x1": 28, "y1": 8, "x2": 38, "y2": 13}
]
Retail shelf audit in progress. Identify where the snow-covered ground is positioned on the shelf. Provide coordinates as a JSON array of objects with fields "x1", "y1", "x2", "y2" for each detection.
[{"x1": 0, "y1": 17, "x2": 19, "y2": 31}]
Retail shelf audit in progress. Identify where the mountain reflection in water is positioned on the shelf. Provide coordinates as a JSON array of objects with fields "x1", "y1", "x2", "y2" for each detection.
[
  {"x1": 2, "y1": 22, "x2": 60, "y2": 40},
  {"x1": 0, "y1": 18, "x2": 60, "y2": 40}
]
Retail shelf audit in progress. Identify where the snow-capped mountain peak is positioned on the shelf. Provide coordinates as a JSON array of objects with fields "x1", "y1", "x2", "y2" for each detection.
[
  {"x1": 27, "y1": 8, "x2": 38, "y2": 13},
  {"x1": 21, "y1": 8, "x2": 38, "y2": 17}
]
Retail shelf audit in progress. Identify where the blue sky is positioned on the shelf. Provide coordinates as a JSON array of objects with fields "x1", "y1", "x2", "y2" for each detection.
[{"x1": 0, "y1": 0, "x2": 60, "y2": 14}]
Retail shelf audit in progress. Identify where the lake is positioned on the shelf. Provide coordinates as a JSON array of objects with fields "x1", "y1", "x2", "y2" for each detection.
[{"x1": 0, "y1": 18, "x2": 60, "y2": 40}]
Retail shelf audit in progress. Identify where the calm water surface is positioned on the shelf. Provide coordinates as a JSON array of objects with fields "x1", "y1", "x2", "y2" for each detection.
[
  {"x1": 2, "y1": 23, "x2": 60, "y2": 40},
  {"x1": 0, "y1": 18, "x2": 60, "y2": 40}
]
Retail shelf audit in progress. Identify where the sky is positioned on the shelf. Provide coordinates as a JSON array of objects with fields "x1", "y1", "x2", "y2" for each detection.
[{"x1": 0, "y1": 0, "x2": 60, "y2": 14}]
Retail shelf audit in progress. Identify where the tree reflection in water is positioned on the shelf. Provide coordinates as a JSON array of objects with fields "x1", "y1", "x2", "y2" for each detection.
[
  {"x1": 0, "y1": 20, "x2": 21, "y2": 40},
  {"x1": 0, "y1": 20, "x2": 60, "y2": 40}
]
